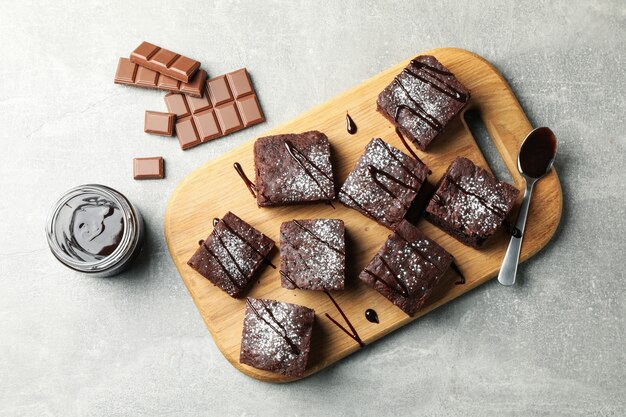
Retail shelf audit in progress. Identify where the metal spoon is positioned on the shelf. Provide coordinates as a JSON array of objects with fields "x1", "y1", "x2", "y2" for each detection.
[{"x1": 497, "y1": 127, "x2": 557, "y2": 286}]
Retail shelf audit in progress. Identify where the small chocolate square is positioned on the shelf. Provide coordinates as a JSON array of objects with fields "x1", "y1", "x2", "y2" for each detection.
[
  {"x1": 359, "y1": 220, "x2": 453, "y2": 316},
  {"x1": 377, "y1": 55, "x2": 470, "y2": 150},
  {"x1": 133, "y1": 157, "x2": 164, "y2": 180},
  {"x1": 280, "y1": 219, "x2": 345, "y2": 291},
  {"x1": 144, "y1": 111, "x2": 175, "y2": 136},
  {"x1": 187, "y1": 212, "x2": 275, "y2": 297},
  {"x1": 254, "y1": 131, "x2": 336, "y2": 207},
  {"x1": 425, "y1": 157, "x2": 519, "y2": 248},
  {"x1": 240, "y1": 298, "x2": 315, "y2": 377},
  {"x1": 338, "y1": 138, "x2": 429, "y2": 229}
]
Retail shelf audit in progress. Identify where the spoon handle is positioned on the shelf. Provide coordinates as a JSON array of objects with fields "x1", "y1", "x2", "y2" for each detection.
[{"x1": 498, "y1": 180, "x2": 535, "y2": 286}]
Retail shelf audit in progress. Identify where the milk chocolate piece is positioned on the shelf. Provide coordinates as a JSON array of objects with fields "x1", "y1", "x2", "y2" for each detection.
[
  {"x1": 130, "y1": 41, "x2": 200, "y2": 83},
  {"x1": 164, "y1": 68, "x2": 264, "y2": 150},
  {"x1": 133, "y1": 157, "x2": 164, "y2": 180},
  {"x1": 114, "y1": 58, "x2": 207, "y2": 98},
  {"x1": 144, "y1": 111, "x2": 175, "y2": 136}
]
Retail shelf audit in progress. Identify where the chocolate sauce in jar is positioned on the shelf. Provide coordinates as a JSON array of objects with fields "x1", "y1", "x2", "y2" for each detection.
[
  {"x1": 46, "y1": 185, "x2": 144, "y2": 277},
  {"x1": 346, "y1": 112, "x2": 357, "y2": 135}
]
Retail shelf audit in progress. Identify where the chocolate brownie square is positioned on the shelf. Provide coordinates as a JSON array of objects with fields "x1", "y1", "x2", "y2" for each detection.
[
  {"x1": 425, "y1": 157, "x2": 519, "y2": 248},
  {"x1": 254, "y1": 131, "x2": 335, "y2": 207},
  {"x1": 377, "y1": 55, "x2": 470, "y2": 150},
  {"x1": 359, "y1": 220, "x2": 453, "y2": 316},
  {"x1": 280, "y1": 219, "x2": 345, "y2": 291},
  {"x1": 338, "y1": 138, "x2": 429, "y2": 229},
  {"x1": 240, "y1": 298, "x2": 315, "y2": 377},
  {"x1": 187, "y1": 212, "x2": 274, "y2": 297}
]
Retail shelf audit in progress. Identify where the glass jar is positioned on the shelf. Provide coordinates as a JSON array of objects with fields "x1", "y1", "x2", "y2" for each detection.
[{"x1": 45, "y1": 184, "x2": 144, "y2": 277}]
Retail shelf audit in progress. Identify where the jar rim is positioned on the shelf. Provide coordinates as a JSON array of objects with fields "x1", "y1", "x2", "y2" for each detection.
[{"x1": 45, "y1": 184, "x2": 139, "y2": 273}]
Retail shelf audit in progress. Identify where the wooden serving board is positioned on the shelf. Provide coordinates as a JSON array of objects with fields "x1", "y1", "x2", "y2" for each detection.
[{"x1": 164, "y1": 48, "x2": 562, "y2": 382}]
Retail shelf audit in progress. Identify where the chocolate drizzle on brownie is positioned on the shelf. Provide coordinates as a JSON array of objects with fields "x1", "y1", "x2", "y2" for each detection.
[
  {"x1": 447, "y1": 177, "x2": 508, "y2": 218},
  {"x1": 393, "y1": 85, "x2": 443, "y2": 132},
  {"x1": 283, "y1": 140, "x2": 334, "y2": 201},
  {"x1": 200, "y1": 241, "x2": 245, "y2": 290},
  {"x1": 346, "y1": 112, "x2": 357, "y2": 135},
  {"x1": 362, "y1": 257, "x2": 411, "y2": 298},
  {"x1": 405, "y1": 59, "x2": 469, "y2": 102},
  {"x1": 324, "y1": 291, "x2": 365, "y2": 348},
  {"x1": 219, "y1": 219, "x2": 276, "y2": 269},
  {"x1": 292, "y1": 220, "x2": 345, "y2": 255},
  {"x1": 213, "y1": 218, "x2": 220, "y2": 227},
  {"x1": 367, "y1": 165, "x2": 418, "y2": 205},
  {"x1": 394, "y1": 127, "x2": 429, "y2": 171},
  {"x1": 245, "y1": 298, "x2": 301, "y2": 355},
  {"x1": 451, "y1": 261, "x2": 466, "y2": 285},
  {"x1": 394, "y1": 228, "x2": 447, "y2": 273},
  {"x1": 233, "y1": 162, "x2": 257, "y2": 198}
]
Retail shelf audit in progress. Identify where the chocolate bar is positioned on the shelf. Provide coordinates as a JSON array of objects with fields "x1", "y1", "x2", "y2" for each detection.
[
  {"x1": 130, "y1": 41, "x2": 200, "y2": 83},
  {"x1": 164, "y1": 68, "x2": 264, "y2": 150},
  {"x1": 114, "y1": 58, "x2": 207, "y2": 98},
  {"x1": 144, "y1": 111, "x2": 175, "y2": 136},
  {"x1": 133, "y1": 157, "x2": 164, "y2": 180}
]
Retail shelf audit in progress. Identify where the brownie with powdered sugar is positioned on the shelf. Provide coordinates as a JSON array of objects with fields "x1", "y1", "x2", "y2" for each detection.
[
  {"x1": 254, "y1": 131, "x2": 336, "y2": 207},
  {"x1": 187, "y1": 212, "x2": 274, "y2": 298},
  {"x1": 377, "y1": 55, "x2": 470, "y2": 151},
  {"x1": 425, "y1": 157, "x2": 519, "y2": 248},
  {"x1": 338, "y1": 138, "x2": 429, "y2": 229},
  {"x1": 240, "y1": 298, "x2": 315, "y2": 377},
  {"x1": 280, "y1": 219, "x2": 345, "y2": 291},
  {"x1": 359, "y1": 220, "x2": 453, "y2": 316}
]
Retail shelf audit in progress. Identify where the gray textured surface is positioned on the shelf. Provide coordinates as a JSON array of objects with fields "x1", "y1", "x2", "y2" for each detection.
[{"x1": 1, "y1": 1, "x2": 625, "y2": 416}]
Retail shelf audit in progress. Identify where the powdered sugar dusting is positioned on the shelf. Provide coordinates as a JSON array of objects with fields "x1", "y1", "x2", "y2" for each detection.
[{"x1": 280, "y1": 219, "x2": 345, "y2": 290}]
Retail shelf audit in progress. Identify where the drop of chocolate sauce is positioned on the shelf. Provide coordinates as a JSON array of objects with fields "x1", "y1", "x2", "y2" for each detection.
[
  {"x1": 365, "y1": 309, "x2": 379, "y2": 324},
  {"x1": 346, "y1": 112, "x2": 357, "y2": 135}
]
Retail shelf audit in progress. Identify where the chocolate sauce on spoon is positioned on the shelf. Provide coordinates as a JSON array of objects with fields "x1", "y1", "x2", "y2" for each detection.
[{"x1": 498, "y1": 127, "x2": 557, "y2": 286}]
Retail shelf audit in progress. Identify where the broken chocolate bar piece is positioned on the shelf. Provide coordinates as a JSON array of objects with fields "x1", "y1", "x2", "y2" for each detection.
[
  {"x1": 130, "y1": 41, "x2": 200, "y2": 83},
  {"x1": 114, "y1": 58, "x2": 207, "y2": 98},
  {"x1": 164, "y1": 68, "x2": 264, "y2": 150},
  {"x1": 133, "y1": 157, "x2": 164, "y2": 180},
  {"x1": 144, "y1": 111, "x2": 175, "y2": 136}
]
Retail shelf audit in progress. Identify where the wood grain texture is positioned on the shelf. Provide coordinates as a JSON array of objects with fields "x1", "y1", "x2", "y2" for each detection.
[{"x1": 164, "y1": 48, "x2": 562, "y2": 382}]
